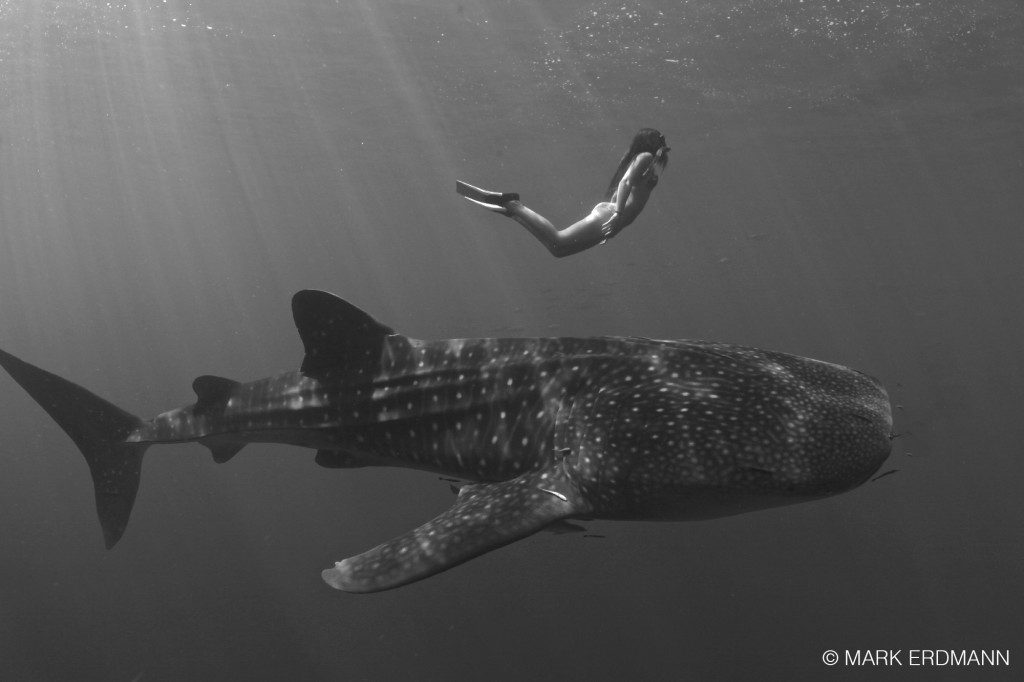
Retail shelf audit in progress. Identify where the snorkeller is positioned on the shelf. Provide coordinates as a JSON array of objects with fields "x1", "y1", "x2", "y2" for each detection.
[{"x1": 457, "y1": 128, "x2": 669, "y2": 257}]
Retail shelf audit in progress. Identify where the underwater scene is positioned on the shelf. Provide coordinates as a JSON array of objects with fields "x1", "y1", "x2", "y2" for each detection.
[{"x1": 0, "y1": 1, "x2": 1022, "y2": 680}]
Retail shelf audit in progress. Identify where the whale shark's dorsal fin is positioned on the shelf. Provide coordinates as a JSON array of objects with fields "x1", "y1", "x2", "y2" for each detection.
[
  {"x1": 291, "y1": 290, "x2": 396, "y2": 374},
  {"x1": 192, "y1": 375, "x2": 239, "y2": 413},
  {"x1": 321, "y1": 464, "x2": 592, "y2": 593},
  {"x1": 191, "y1": 376, "x2": 245, "y2": 462}
]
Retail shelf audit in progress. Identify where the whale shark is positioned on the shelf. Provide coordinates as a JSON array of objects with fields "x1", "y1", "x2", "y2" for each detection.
[{"x1": 0, "y1": 290, "x2": 892, "y2": 593}]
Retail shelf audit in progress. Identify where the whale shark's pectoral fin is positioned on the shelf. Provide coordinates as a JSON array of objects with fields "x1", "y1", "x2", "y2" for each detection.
[{"x1": 322, "y1": 466, "x2": 589, "y2": 593}]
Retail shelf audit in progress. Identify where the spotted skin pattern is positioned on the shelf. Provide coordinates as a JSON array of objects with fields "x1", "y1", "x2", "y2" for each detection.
[{"x1": 0, "y1": 291, "x2": 892, "y2": 593}]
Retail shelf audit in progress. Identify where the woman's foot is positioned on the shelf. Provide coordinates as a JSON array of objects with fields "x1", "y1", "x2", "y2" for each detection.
[{"x1": 456, "y1": 180, "x2": 519, "y2": 215}]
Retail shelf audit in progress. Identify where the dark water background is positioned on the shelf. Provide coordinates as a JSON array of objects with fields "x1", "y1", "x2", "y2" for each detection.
[{"x1": 1, "y1": 1, "x2": 1022, "y2": 680}]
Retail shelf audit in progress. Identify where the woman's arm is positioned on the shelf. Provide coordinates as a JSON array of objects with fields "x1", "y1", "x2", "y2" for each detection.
[{"x1": 604, "y1": 152, "x2": 654, "y2": 227}]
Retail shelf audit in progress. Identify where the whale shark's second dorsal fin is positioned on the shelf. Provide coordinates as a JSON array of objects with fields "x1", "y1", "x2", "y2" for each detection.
[
  {"x1": 291, "y1": 290, "x2": 396, "y2": 374},
  {"x1": 192, "y1": 375, "x2": 239, "y2": 414},
  {"x1": 192, "y1": 375, "x2": 245, "y2": 463}
]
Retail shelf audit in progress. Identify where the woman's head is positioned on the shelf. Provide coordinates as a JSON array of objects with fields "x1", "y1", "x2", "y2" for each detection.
[
  {"x1": 628, "y1": 128, "x2": 669, "y2": 159},
  {"x1": 605, "y1": 128, "x2": 669, "y2": 199}
]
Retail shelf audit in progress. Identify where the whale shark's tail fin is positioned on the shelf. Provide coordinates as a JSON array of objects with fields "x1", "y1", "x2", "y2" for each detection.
[{"x1": 0, "y1": 348, "x2": 147, "y2": 548}]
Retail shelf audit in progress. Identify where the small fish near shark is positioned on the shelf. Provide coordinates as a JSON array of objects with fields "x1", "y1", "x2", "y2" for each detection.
[{"x1": 0, "y1": 291, "x2": 893, "y2": 593}]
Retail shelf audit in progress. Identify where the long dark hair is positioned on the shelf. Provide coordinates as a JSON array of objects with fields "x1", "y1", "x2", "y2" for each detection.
[{"x1": 603, "y1": 128, "x2": 669, "y2": 200}]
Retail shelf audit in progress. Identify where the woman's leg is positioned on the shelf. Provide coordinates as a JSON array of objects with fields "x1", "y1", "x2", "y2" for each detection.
[
  {"x1": 457, "y1": 180, "x2": 610, "y2": 257},
  {"x1": 505, "y1": 201, "x2": 609, "y2": 258}
]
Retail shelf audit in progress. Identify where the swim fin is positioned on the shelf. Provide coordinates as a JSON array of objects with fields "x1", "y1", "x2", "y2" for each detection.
[
  {"x1": 461, "y1": 196, "x2": 516, "y2": 215},
  {"x1": 455, "y1": 180, "x2": 519, "y2": 213}
]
